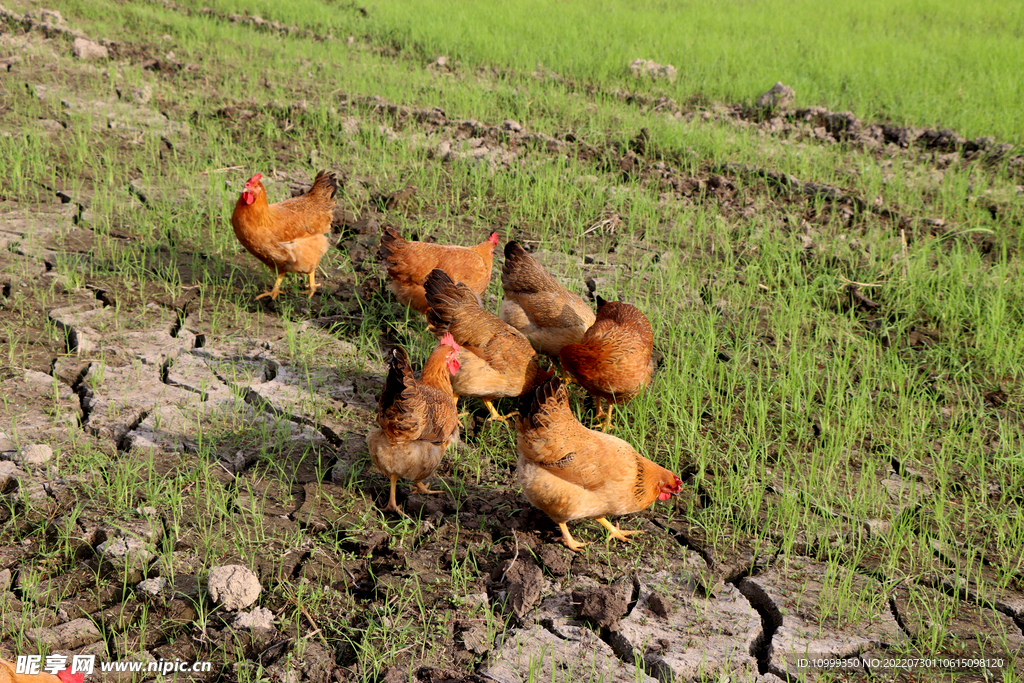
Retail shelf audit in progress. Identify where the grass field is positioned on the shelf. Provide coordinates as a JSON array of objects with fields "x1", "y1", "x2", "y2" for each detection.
[{"x1": 1, "y1": 0, "x2": 1023, "y2": 680}]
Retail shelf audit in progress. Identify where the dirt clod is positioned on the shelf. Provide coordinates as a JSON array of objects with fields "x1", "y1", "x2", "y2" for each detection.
[
  {"x1": 207, "y1": 564, "x2": 262, "y2": 610},
  {"x1": 571, "y1": 581, "x2": 629, "y2": 629},
  {"x1": 15, "y1": 443, "x2": 52, "y2": 466},
  {"x1": 498, "y1": 558, "x2": 544, "y2": 621},
  {"x1": 72, "y1": 37, "x2": 108, "y2": 60},
  {"x1": 756, "y1": 81, "x2": 796, "y2": 110},
  {"x1": 232, "y1": 606, "x2": 276, "y2": 630}
]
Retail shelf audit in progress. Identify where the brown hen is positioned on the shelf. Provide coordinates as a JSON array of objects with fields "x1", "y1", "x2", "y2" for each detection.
[
  {"x1": 499, "y1": 241, "x2": 595, "y2": 357},
  {"x1": 424, "y1": 268, "x2": 550, "y2": 422},
  {"x1": 377, "y1": 227, "x2": 499, "y2": 315},
  {"x1": 559, "y1": 296, "x2": 654, "y2": 432},
  {"x1": 231, "y1": 171, "x2": 338, "y2": 300},
  {"x1": 366, "y1": 335, "x2": 461, "y2": 515},
  {"x1": 516, "y1": 375, "x2": 682, "y2": 551}
]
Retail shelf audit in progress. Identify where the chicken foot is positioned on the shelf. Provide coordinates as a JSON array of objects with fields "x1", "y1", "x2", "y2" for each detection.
[
  {"x1": 255, "y1": 274, "x2": 285, "y2": 301},
  {"x1": 383, "y1": 474, "x2": 408, "y2": 516},
  {"x1": 558, "y1": 522, "x2": 588, "y2": 552},
  {"x1": 298, "y1": 271, "x2": 320, "y2": 299},
  {"x1": 483, "y1": 400, "x2": 518, "y2": 424},
  {"x1": 411, "y1": 480, "x2": 444, "y2": 495},
  {"x1": 596, "y1": 516, "x2": 638, "y2": 543},
  {"x1": 591, "y1": 399, "x2": 615, "y2": 432},
  {"x1": 453, "y1": 393, "x2": 470, "y2": 420}
]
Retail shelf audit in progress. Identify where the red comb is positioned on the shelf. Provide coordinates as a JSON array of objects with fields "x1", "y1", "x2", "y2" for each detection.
[
  {"x1": 246, "y1": 172, "x2": 263, "y2": 186},
  {"x1": 58, "y1": 668, "x2": 85, "y2": 683},
  {"x1": 440, "y1": 333, "x2": 461, "y2": 351},
  {"x1": 488, "y1": 232, "x2": 499, "y2": 245}
]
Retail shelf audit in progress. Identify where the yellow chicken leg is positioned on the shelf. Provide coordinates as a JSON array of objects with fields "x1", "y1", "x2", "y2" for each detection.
[
  {"x1": 596, "y1": 516, "x2": 637, "y2": 543},
  {"x1": 591, "y1": 399, "x2": 614, "y2": 432},
  {"x1": 602, "y1": 404, "x2": 615, "y2": 433},
  {"x1": 558, "y1": 522, "x2": 588, "y2": 552},
  {"x1": 382, "y1": 475, "x2": 408, "y2": 516},
  {"x1": 411, "y1": 480, "x2": 444, "y2": 495},
  {"x1": 299, "y1": 271, "x2": 319, "y2": 299},
  {"x1": 481, "y1": 397, "x2": 509, "y2": 423},
  {"x1": 256, "y1": 274, "x2": 285, "y2": 300}
]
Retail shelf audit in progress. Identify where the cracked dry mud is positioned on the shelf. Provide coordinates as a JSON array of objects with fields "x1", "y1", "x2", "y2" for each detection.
[{"x1": 3, "y1": 7, "x2": 1024, "y2": 683}]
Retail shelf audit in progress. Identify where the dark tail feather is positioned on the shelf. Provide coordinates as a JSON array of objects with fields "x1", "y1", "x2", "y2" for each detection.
[
  {"x1": 377, "y1": 226, "x2": 403, "y2": 263},
  {"x1": 311, "y1": 170, "x2": 339, "y2": 199},
  {"x1": 519, "y1": 374, "x2": 562, "y2": 430},
  {"x1": 424, "y1": 268, "x2": 459, "y2": 312},
  {"x1": 379, "y1": 346, "x2": 412, "y2": 412}
]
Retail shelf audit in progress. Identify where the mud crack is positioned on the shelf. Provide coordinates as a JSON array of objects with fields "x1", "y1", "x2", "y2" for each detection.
[{"x1": 733, "y1": 577, "x2": 789, "y2": 680}]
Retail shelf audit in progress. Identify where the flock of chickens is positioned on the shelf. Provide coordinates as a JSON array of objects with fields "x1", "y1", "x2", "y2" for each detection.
[{"x1": 230, "y1": 171, "x2": 683, "y2": 551}]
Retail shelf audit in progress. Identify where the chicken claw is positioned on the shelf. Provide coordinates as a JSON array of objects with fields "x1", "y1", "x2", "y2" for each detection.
[
  {"x1": 411, "y1": 480, "x2": 444, "y2": 495},
  {"x1": 299, "y1": 271, "x2": 319, "y2": 299},
  {"x1": 483, "y1": 400, "x2": 516, "y2": 424},
  {"x1": 382, "y1": 475, "x2": 409, "y2": 517},
  {"x1": 591, "y1": 401, "x2": 615, "y2": 432},
  {"x1": 255, "y1": 275, "x2": 285, "y2": 301},
  {"x1": 596, "y1": 516, "x2": 638, "y2": 543},
  {"x1": 558, "y1": 522, "x2": 588, "y2": 552}
]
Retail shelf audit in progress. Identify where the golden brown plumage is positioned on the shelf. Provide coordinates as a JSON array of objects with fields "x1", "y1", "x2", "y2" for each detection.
[
  {"x1": 499, "y1": 241, "x2": 596, "y2": 357},
  {"x1": 367, "y1": 336, "x2": 461, "y2": 515},
  {"x1": 559, "y1": 296, "x2": 654, "y2": 432},
  {"x1": 231, "y1": 170, "x2": 338, "y2": 300},
  {"x1": 516, "y1": 375, "x2": 682, "y2": 552},
  {"x1": 424, "y1": 268, "x2": 550, "y2": 422},
  {"x1": 377, "y1": 227, "x2": 499, "y2": 315}
]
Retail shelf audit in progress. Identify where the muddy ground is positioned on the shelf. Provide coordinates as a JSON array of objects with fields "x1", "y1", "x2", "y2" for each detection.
[{"x1": 2, "y1": 6, "x2": 1024, "y2": 683}]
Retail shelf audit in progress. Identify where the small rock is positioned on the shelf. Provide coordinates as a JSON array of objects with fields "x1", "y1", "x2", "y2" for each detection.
[
  {"x1": 37, "y1": 119, "x2": 64, "y2": 132},
  {"x1": 0, "y1": 461, "x2": 26, "y2": 489},
  {"x1": 232, "y1": 606, "x2": 276, "y2": 630},
  {"x1": 136, "y1": 577, "x2": 167, "y2": 597},
  {"x1": 25, "y1": 618, "x2": 102, "y2": 649},
  {"x1": 136, "y1": 506, "x2": 158, "y2": 517},
  {"x1": 17, "y1": 444, "x2": 53, "y2": 466},
  {"x1": 463, "y1": 592, "x2": 489, "y2": 609},
  {"x1": 98, "y1": 536, "x2": 155, "y2": 571},
  {"x1": 0, "y1": 568, "x2": 11, "y2": 591},
  {"x1": 629, "y1": 58, "x2": 677, "y2": 81},
  {"x1": 207, "y1": 564, "x2": 261, "y2": 610},
  {"x1": 755, "y1": 82, "x2": 795, "y2": 110},
  {"x1": 40, "y1": 9, "x2": 64, "y2": 23},
  {"x1": 129, "y1": 84, "x2": 153, "y2": 105},
  {"x1": 72, "y1": 38, "x2": 109, "y2": 61},
  {"x1": 503, "y1": 119, "x2": 523, "y2": 133}
]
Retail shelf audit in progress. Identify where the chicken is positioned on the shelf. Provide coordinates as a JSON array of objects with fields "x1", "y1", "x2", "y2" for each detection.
[
  {"x1": 559, "y1": 296, "x2": 655, "y2": 432},
  {"x1": 424, "y1": 268, "x2": 550, "y2": 422},
  {"x1": 231, "y1": 170, "x2": 338, "y2": 300},
  {"x1": 499, "y1": 241, "x2": 596, "y2": 357},
  {"x1": 516, "y1": 375, "x2": 682, "y2": 551},
  {"x1": 0, "y1": 660, "x2": 84, "y2": 683},
  {"x1": 377, "y1": 227, "x2": 499, "y2": 315},
  {"x1": 367, "y1": 335, "x2": 462, "y2": 515}
]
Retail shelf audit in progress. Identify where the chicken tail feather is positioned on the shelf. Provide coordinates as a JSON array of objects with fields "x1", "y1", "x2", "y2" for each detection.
[
  {"x1": 424, "y1": 268, "x2": 474, "y2": 331},
  {"x1": 376, "y1": 226, "x2": 406, "y2": 265},
  {"x1": 502, "y1": 241, "x2": 551, "y2": 294},
  {"x1": 519, "y1": 374, "x2": 565, "y2": 431},
  {"x1": 380, "y1": 347, "x2": 413, "y2": 413},
  {"x1": 310, "y1": 170, "x2": 339, "y2": 199}
]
